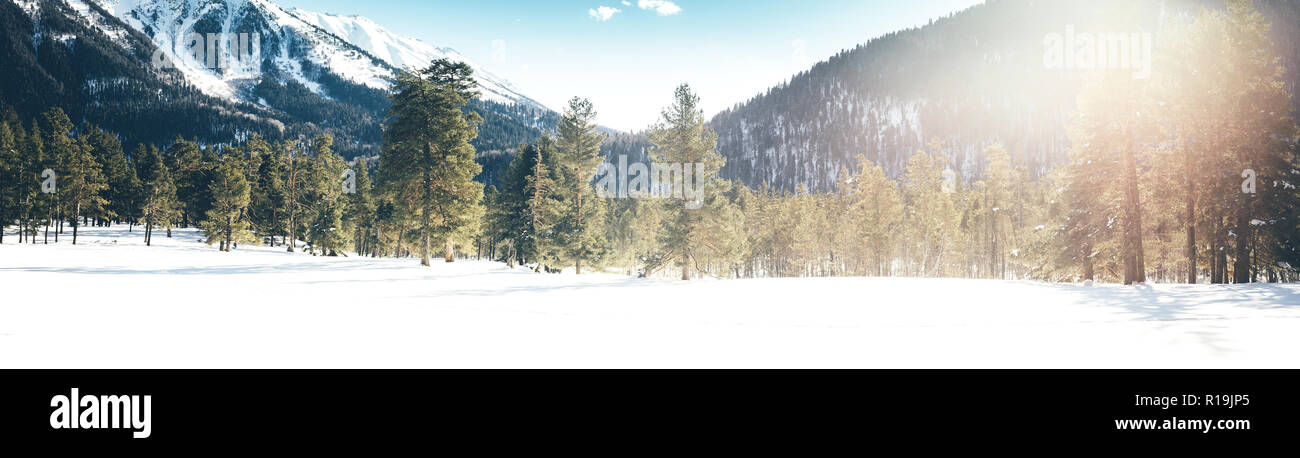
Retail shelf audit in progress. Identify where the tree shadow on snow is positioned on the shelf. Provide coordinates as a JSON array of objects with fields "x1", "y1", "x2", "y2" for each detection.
[{"x1": 1047, "y1": 282, "x2": 1300, "y2": 357}]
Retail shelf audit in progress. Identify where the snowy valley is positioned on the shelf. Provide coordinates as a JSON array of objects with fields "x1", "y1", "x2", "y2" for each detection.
[{"x1": 2, "y1": 225, "x2": 1298, "y2": 369}]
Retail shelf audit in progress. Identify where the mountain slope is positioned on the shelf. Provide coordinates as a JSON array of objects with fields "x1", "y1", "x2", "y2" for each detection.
[
  {"x1": 288, "y1": 8, "x2": 547, "y2": 111},
  {"x1": 88, "y1": 0, "x2": 393, "y2": 100},
  {"x1": 0, "y1": 0, "x2": 287, "y2": 147}
]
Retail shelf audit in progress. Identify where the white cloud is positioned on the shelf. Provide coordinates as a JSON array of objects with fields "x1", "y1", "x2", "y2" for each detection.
[
  {"x1": 621, "y1": 0, "x2": 631, "y2": 5},
  {"x1": 637, "y1": 0, "x2": 682, "y2": 16},
  {"x1": 588, "y1": 6, "x2": 622, "y2": 22}
]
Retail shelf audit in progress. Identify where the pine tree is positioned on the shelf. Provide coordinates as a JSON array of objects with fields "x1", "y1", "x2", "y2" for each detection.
[
  {"x1": 789, "y1": 184, "x2": 819, "y2": 276},
  {"x1": 0, "y1": 121, "x2": 17, "y2": 243},
  {"x1": 248, "y1": 136, "x2": 287, "y2": 247},
  {"x1": 554, "y1": 97, "x2": 610, "y2": 274},
  {"x1": 379, "y1": 59, "x2": 485, "y2": 265},
  {"x1": 23, "y1": 121, "x2": 47, "y2": 244},
  {"x1": 202, "y1": 157, "x2": 254, "y2": 252},
  {"x1": 1219, "y1": 0, "x2": 1297, "y2": 283},
  {"x1": 305, "y1": 135, "x2": 347, "y2": 256},
  {"x1": 605, "y1": 196, "x2": 664, "y2": 276},
  {"x1": 166, "y1": 137, "x2": 206, "y2": 229},
  {"x1": 137, "y1": 144, "x2": 179, "y2": 247},
  {"x1": 979, "y1": 144, "x2": 1015, "y2": 279},
  {"x1": 899, "y1": 143, "x2": 959, "y2": 277},
  {"x1": 845, "y1": 154, "x2": 903, "y2": 276},
  {"x1": 647, "y1": 84, "x2": 743, "y2": 280},
  {"x1": 1073, "y1": 69, "x2": 1155, "y2": 284},
  {"x1": 345, "y1": 157, "x2": 376, "y2": 256},
  {"x1": 283, "y1": 139, "x2": 306, "y2": 252},
  {"x1": 1157, "y1": 8, "x2": 1228, "y2": 284},
  {"x1": 63, "y1": 129, "x2": 108, "y2": 245},
  {"x1": 85, "y1": 125, "x2": 140, "y2": 228},
  {"x1": 40, "y1": 108, "x2": 76, "y2": 242},
  {"x1": 489, "y1": 138, "x2": 563, "y2": 269}
]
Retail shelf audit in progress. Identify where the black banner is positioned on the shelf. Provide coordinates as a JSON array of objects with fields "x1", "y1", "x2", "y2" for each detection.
[{"x1": 0, "y1": 370, "x2": 1293, "y2": 448}]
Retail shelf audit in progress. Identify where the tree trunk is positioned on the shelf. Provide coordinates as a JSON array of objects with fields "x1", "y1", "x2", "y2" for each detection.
[
  {"x1": 444, "y1": 238, "x2": 454, "y2": 263},
  {"x1": 1210, "y1": 239, "x2": 1220, "y2": 284},
  {"x1": 1082, "y1": 241, "x2": 1094, "y2": 281},
  {"x1": 420, "y1": 144, "x2": 433, "y2": 267},
  {"x1": 1121, "y1": 133, "x2": 1146, "y2": 284},
  {"x1": 72, "y1": 202, "x2": 80, "y2": 245},
  {"x1": 1233, "y1": 203, "x2": 1252, "y2": 284},
  {"x1": 396, "y1": 224, "x2": 405, "y2": 259},
  {"x1": 1185, "y1": 163, "x2": 1196, "y2": 284},
  {"x1": 575, "y1": 175, "x2": 584, "y2": 275},
  {"x1": 287, "y1": 153, "x2": 296, "y2": 253}
]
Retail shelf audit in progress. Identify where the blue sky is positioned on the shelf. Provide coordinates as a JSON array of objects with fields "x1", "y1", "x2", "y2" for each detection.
[{"x1": 276, "y1": 0, "x2": 983, "y2": 131}]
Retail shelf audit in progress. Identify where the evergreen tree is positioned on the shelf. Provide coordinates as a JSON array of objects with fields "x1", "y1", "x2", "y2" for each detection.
[
  {"x1": 84, "y1": 125, "x2": 140, "y2": 228},
  {"x1": 202, "y1": 157, "x2": 254, "y2": 252},
  {"x1": 137, "y1": 144, "x2": 179, "y2": 247},
  {"x1": 899, "y1": 143, "x2": 959, "y2": 277},
  {"x1": 647, "y1": 84, "x2": 744, "y2": 280},
  {"x1": 248, "y1": 136, "x2": 287, "y2": 247},
  {"x1": 63, "y1": 128, "x2": 108, "y2": 245},
  {"x1": 978, "y1": 144, "x2": 1015, "y2": 279},
  {"x1": 554, "y1": 97, "x2": 610, "y2": 273},
  {"x1": 40, "y1": 108, "x2": 76, "y2": 242},
  {"x1": 284, "y1": 139, "x2": 306, "y2": 252},
  {"x1": 605, "y1": 197, "x2": 663, "y2": 277},
  {"x1": 845, "y1": 154, "x2": 903, "y2": 276},
  {"x1": 0, "y1": 121, "x2": 17, "y2": 243},
  {"x1": 490, "y1": 138, "x2": 563, "y2": 269},
  {"x1": 345, "y1": 157, "x2": 376, "y2": 256},
  {"x1": 1219, "y1": 0, "x2": 1297, "y2": 282},
  {"x1": 166, "y1": 137, "x2": 207, "y2": 229},
  {"x1": 24, "y1": 121, "x2": 47, "y2": 244},
  {"x1": 379, "y1": 59, "x2": 485, "y2": 265},
  {"x1": 305, "y1": 135, "x2": 348, "y2": 256}
]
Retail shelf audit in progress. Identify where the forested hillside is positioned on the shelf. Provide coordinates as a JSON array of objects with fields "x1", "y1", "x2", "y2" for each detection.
[{"x1": 709, "y1": 0, "x2": 1300, "y2": 192}]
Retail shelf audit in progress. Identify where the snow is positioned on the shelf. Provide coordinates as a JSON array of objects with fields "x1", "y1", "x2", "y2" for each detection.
[
  {"x1": 61, "y1": 0, "x2": 132, "y2": 46},
  {"x1": 88, "y1": 0, "x2": 391, "y2": 99},
  {"x1": 90, "y1": 0, "x2": 261, "y2": 99},
  {"x1": 3, "y1": 225, "x2": 1300, "y2": 369},
  {"x1": 288, "y1": 7, "x2": 547, "y2": 109},
  {"x1": 78, "y1": 0, "x2": 546, "y2": 109}
]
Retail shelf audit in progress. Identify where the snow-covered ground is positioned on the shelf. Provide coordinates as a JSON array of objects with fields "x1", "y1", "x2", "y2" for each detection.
[{"x1": 2, "y1": 225, "x2": 1299, "y2": 368}]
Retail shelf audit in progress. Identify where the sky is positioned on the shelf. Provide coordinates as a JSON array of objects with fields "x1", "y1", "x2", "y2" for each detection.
[{"x1": 275, "y1": 0, "x2": 984, "y2": 132}]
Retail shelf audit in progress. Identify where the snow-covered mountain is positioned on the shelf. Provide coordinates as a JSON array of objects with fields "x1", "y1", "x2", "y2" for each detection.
[
  {"x1": 72, "y1": 0, "x2": 390, "y2": 101},
  {"x1": 288, "y1": 8, "x2": 545, "y2": 109},
  {"x1": 64, "y1": 0, "x2": 543, "y2": 110},
  {"x1": 0, "y1": 0, "x2": 558, "y2": 160}
]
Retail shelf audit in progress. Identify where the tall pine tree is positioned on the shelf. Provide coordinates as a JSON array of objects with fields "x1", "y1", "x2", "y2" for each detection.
[
  {"x1": 554, "y1": 97, "x2": 610, "y2": 274},
  {"x1": 379, "y1": 59, "x2": 485, "y2": 265}
]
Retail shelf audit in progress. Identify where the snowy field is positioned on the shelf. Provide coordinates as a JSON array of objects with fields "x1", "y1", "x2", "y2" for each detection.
[{"x1": 2, "y1": 225, "x2": 1299, "y2": 368}]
